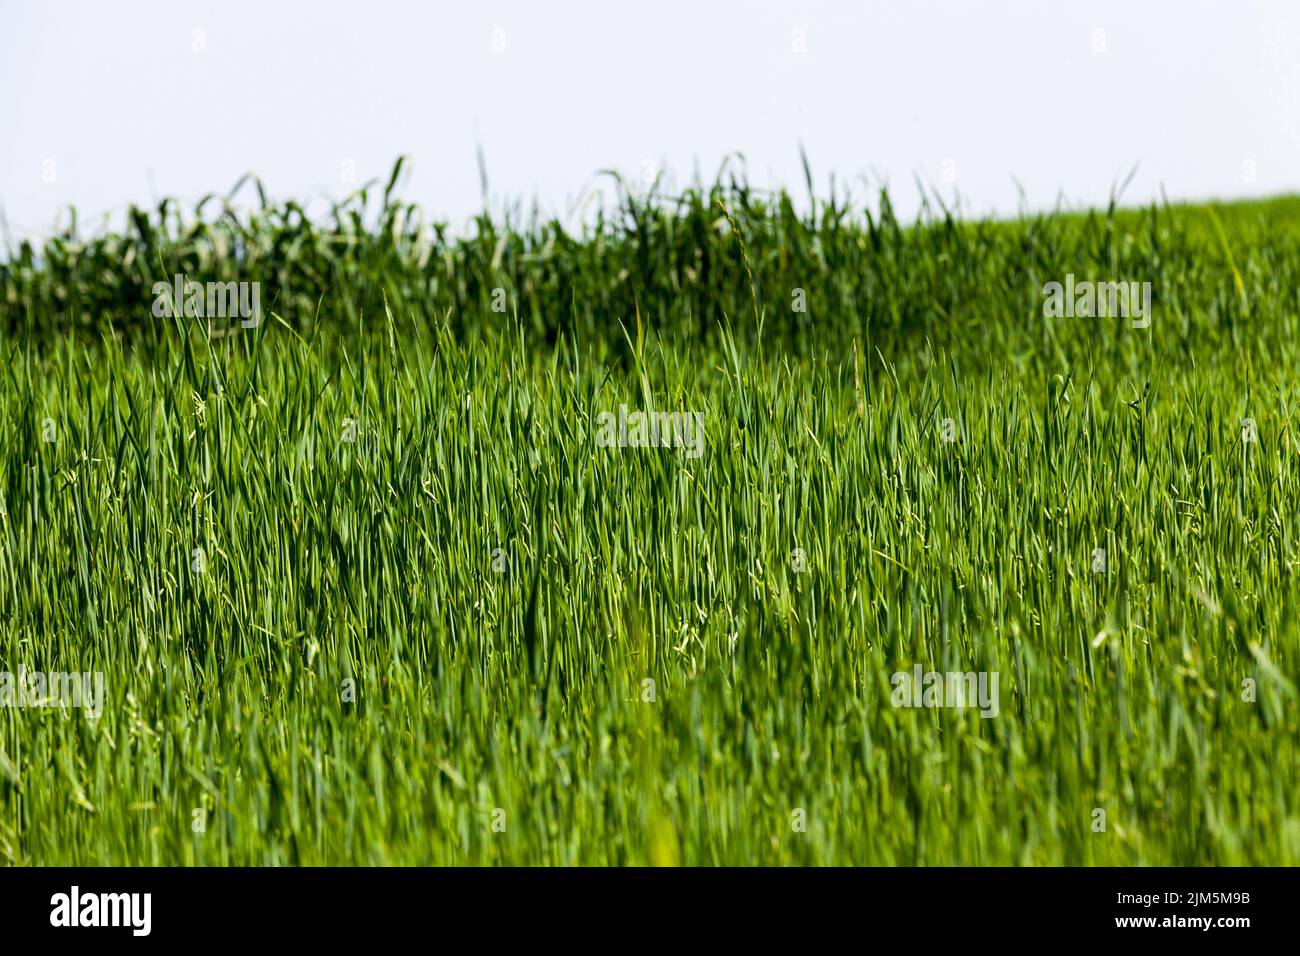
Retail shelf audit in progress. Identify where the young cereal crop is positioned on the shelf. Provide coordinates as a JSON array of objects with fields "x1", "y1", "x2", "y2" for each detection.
[{"x1": 0, "y1": 165, "x2": 1297, "y2": 865}]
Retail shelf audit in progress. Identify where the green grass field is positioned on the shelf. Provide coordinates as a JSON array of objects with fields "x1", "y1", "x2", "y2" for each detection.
[{"x1": 1, "y1": 167, "x2": 1298, "y2": 865}]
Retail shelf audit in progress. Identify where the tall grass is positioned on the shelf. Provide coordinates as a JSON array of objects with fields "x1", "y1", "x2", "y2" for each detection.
[{"x1": 0, "y1": 165, "x2": 1297, "y2": 864}]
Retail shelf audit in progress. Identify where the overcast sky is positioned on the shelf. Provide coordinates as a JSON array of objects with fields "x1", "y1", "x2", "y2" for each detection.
[{"x1": 3, "y1": 0, "x2": 1298, "y2": 240}]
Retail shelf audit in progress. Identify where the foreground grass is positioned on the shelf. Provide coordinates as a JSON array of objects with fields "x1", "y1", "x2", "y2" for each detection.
[{"x1": 0, "y1": 180, "x2": 1298, "y2": 864}]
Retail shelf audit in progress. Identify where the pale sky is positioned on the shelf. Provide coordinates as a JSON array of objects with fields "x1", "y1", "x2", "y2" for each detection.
[{"x1": 2, "y1": 0, "x2": 1298, "y2": 241}]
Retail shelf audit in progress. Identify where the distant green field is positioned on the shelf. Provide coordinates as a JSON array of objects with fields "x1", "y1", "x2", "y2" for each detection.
[{"x1": 1, "y1": 167, "x2": 1297, "y2": 864}]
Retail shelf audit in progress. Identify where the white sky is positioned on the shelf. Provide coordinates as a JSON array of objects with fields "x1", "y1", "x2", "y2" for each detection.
[{"x1": 3, "y1": 0, "x2": 1299, "y2": 240}]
